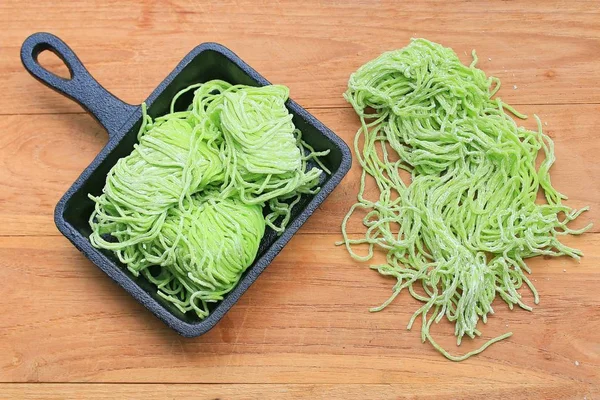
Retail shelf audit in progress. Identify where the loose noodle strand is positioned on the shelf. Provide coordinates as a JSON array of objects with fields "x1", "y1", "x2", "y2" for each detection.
[{"x1": 339, "y1": 38, "x2": 591, "y2": 360}]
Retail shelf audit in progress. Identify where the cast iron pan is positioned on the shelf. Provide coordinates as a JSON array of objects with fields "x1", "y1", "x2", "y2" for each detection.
[{"x1": 20, "y1": 32, "x2": 352, "y2": 337}]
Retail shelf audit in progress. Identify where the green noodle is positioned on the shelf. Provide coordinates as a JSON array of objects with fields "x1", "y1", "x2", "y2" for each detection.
[
  {"x1": 89, "y1": 80, "x2": 329, "y2": 318},
  {"x1": 339, "y1": 38, "x2": 591, "y2": 360},
  {"x1": 139, "y1": 193, "x2": 265, "y2": 318}
]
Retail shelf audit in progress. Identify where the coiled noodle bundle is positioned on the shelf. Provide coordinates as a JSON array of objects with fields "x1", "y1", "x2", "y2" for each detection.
[{"x1": 90, "y1": 80, "x2": 329, "y2": 319}]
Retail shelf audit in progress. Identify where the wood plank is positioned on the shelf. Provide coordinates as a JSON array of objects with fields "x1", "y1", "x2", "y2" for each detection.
[
  {"x1": 0, "y1": 383, "x2": 596, "y2": 400},
  {"x1": 0, "y1": 233, "x2": 597, "y2": 385},
  {"x1": 0, "y1": 105, "x2": 596, "y2": 236},
  {"x1": 2, "y1": 1, "x2": 600, "y2": 395},
  {"x1": 2, "y1": 0, "x2": 600, "y2": 114}
]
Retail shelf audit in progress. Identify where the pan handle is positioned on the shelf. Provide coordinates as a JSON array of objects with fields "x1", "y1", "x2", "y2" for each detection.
[{"x1": 21, "y1": 32, "x2": 138, "y2": 139}]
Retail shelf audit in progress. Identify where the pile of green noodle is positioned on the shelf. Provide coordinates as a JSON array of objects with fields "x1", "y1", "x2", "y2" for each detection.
[
  {"x1": 89, "y1": 80, "x2": 330, "y2": 318},
  {"x1": 339, "y1": 39, "x2": 591, "y2": 360}
]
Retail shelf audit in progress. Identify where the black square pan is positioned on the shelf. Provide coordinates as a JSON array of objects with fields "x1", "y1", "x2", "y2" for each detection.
[{"x1": 21, "y1": 32, "x2": 351, "y2": 337}]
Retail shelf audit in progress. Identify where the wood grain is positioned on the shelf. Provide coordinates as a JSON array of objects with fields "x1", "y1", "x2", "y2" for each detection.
[
  {"x1": 0, "y1": 233, "x2": 597, "y2": 388},
  {"x1": 0, "y1": 383, "x2": 595, "y2": 400},
  {"x1": 0, "y1": 105, "x2": 597, "y2": 237},
  {"x1": 1, "y1": 0, "x2": 599, "y2": 398},
  {"x1": 1, "y1": 0, "x2": 600, "y2": 115}
]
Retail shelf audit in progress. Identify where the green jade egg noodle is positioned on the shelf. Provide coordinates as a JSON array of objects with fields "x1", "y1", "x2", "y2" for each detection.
[
  {"x1": 89, "y1": 80, "x2": 330, "y2": 318},
  {"x1": 339, "y1": 38, "x2": 591, "y2": 361}
]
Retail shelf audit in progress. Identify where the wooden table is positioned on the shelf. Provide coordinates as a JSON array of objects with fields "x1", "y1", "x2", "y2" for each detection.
[{"x1": 1, "y1": 1, "x2": 598, "y2": 398}]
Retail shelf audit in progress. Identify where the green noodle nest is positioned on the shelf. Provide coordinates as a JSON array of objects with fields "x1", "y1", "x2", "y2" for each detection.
[
  {"x1": 89, "y1": 80, "x2": 329, "y2": 319},
  {"x1": 140, "y1": 193, "x2": 265, "y2": 318},
  {"x1": 340, "y1": 39, "x2": 591, "y2": 361}
]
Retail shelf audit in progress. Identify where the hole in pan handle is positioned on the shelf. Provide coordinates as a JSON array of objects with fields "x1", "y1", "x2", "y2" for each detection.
[{"x1": 20, "y1": 32, "x2": 138, "y2": 139}]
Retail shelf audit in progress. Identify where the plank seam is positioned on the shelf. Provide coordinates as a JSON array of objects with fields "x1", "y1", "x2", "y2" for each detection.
[{"x1": 1, "y1": 102, "x2": 600, "y2": 116}]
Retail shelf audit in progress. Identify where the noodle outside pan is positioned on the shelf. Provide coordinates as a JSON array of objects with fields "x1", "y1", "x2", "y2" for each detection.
[{"x1": 21, "y1": 32, "x2": 352, "y2": 337}]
